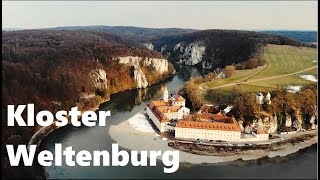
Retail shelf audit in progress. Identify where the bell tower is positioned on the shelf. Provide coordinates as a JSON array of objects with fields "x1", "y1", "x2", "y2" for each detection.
[{"x1": 163, "y1": 85, "x2": 169, "y2": 102}]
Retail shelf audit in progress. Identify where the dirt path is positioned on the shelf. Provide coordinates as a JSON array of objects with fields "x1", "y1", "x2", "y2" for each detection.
[{"x1": 243, "y1": 61, "x2": 269, "y2": 82}]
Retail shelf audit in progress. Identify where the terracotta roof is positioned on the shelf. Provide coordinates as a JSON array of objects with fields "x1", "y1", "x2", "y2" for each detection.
[
  {"x1": 199, "y1": 105, "x2": 210, "y2": 113},
  {"x1": 149, "y1": 100, "x2": 170, "y2": 107},
  {"x1": 199, "y1": 104, "x2": 220, "y2": 114},
  {"x1": 150, "y1": 106, "x2": 169, "y2": 122},
  {"x1": 198, "y1": 113, "x2": 232, "y2": 123},
  {"x1": 176, "y1": 113, "x2": 241, "y2": 132},
  {"x1": 176, "y1": 119, "x2": 241, "y2": 132},
  {"x1": 156, "y1": 105, "x2": 182, "y2": 113},
  {"x1": 147, "y1": 95, "x2": 186, "y2": 123},
  {"x1": 173, "y1": 95, "x2": 185, "y2": 102}
]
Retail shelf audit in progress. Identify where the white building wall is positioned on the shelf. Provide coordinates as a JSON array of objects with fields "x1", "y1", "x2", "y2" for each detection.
[
  {"x1": 164, "y1": 108, "x2": 190, "y2": 120},
  {"x1": 256, "y1": 95, "x2": 264, "y2": 104},
  {"x1": 164, "y1": 112, "x2": 178, "y2": 120},
  {"x1": 179, "y1": 107, "x2": 190, "y2": 119},
  {"x1": 161, "y1": 122, "x2": 168, "y2": 132},
  {"x1": 177, "y1": 112, "x2": 183, "y2": 120},
  {"x1": 174, "y1": 101, "x2": 185, "y2": 107},
  {"x1": 146, "y1": 106, "x2": 161, "y2": 132},
  {"x1": 175, "y1": 127, "x2": 241, "y2": 141}
]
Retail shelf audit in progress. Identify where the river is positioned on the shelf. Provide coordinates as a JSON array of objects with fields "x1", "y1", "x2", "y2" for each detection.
[{"x1": 39, "y1": 65, "x2": 317, "y2": 179}]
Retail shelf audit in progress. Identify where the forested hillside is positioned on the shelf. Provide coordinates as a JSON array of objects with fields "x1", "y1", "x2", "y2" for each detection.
[
  {"x1": 152, "y1": 29, "x2": 312, "y2": 70},
  {"x1": 2, "y1": 30, "x2": 174, "y2": 179},
  {"x1": 42, "y1": 27, "x2": 316, "y2": 71},
  {"x1": 48, "y1": 25, "x2": 197, "y2": 45}
]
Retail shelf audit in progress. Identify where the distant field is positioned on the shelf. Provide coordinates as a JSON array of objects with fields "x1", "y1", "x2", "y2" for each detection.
[
  {"x1": 202, "y1": 44, "x2": 317, "y2": 94},
  {"x1": 250, "y1": 45, "x2": 317, "y2": 79}
]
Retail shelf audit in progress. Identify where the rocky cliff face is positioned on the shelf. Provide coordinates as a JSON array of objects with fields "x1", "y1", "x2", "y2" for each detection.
[
  {"x1": 308, "y1": 114, "x2": 317, "y2": 129},
  {"x1": 271, "y1": 110, "x2": 316, "y2": 131},
  {"x1": 133, "y1": 67, "x2": 149, "y2": 88},
  {"x1": 252, "y1": 114, "x2": 278, "y2": 133},
  {"x1": 309, "y1": 115, "x2": 316, "y2": 124},
  {"x1": 238, "y1": 118, "x2": 245, "y2": 132},
  {"x1": 89, "y1": 69, "x2": 108, "y2": 92},
  {"x1": 144, "y1": 43, "x2": 154, "y2": 50},
  {"x1": 292, "y1": 108, "x2": 303, "y2": 131},
  {"x1": 78, "y1": 68, "x2": 109, "y2": 101},
  {"x1": 285, "y1": 114, "x2": 293, "y2": 127},
  {"x1": 173, "y1": 41, "x2": 206, "y2": 65},
  {"x1": 244, "y1": 124, "x2": 253, "y2": 134},
  {"x1": 268, "y1": 115, "x2": 278, "y2": 133},
  {"x1": 115, "y1": 56, "x2": 170, "y2": 88}
]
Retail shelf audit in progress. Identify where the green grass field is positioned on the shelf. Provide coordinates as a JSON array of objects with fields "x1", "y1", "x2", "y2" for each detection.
[
  {"x1": 250, "y1": 45, "x2": 317, "y2": 79},
  {"x1": 202, "y1": 44, "x2": 317, "y2": 94}
]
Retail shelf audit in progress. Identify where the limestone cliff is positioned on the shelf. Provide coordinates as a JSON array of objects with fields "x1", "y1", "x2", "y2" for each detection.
[
  {"x1": 308, "y1": 114, "x2": 317, "y2": 130},
  {"x1": 292, "y1": 108, "x2": 303, "y2": 131},
  {"x1": 115, "y1": 56, "x2": 171, "y2": 88},
  {"x1": 268, "y1": 115, "x2": 278, "y2": 133},
  {"x1": 252, "y1": 114, "x2": 278, "y2": 134},
  {"x1": 77, "y1": 69, "x2": 109, "y2": 103},
  {"x1": 285, "y1": 114, "x2": 293, "y2": 127},
  {"x1": 238, "y1": 118, "x2": 245, "y2": 132},
  {"x1": 144, "y1": 43, "x2": 154, "y2": 50},
  {"x1": 89, "y1": 69, "x2": 108, "y2": 93},
  {"x1": 133, "y1": 66, "x2": 149, "y2": 88},
  {"x1": 172, "y1": 41, "x2": 206, "y2": 66}
]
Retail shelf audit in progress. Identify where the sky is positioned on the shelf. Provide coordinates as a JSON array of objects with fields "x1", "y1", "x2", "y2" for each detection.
[{"x1": 2, "y1": 1, "x2": 318, "y2": 30}]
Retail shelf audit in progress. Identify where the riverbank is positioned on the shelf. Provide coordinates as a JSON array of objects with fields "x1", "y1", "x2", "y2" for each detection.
[
  {"x1": 170, "y1": 133, "x2": 317, "y2": 160},
  {"x1": 27, "y1": 98, "x2": 106, "y2": 151},
  {"x1": 28, "y1": 70, "x2": 178, "y2": 151},
  {"x1": 109, "y1": 112, "x2": 318, "y2": 164}
]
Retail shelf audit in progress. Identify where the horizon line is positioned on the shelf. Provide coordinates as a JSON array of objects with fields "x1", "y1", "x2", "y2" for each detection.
[{"x1": 2, "y1": 25, "x2": 318, "y2": 32}]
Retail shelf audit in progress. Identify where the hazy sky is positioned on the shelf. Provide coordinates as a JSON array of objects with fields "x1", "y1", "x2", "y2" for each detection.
[{"x1": 2, "y1": 1, "x2": 318, "y2": 30}]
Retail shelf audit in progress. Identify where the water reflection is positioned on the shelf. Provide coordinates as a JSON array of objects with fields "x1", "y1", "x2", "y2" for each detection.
[
  {"x1": 99, "y1": 64, "x2": 208, "y2": 113},
  {"x1": 175, "y1": 64, "x2": 211, "y2": 80},
  {"x1": 99, "y1": 83, "x2": 166, "y2": 112}
]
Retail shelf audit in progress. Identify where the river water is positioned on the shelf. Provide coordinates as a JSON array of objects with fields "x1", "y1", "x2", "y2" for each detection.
[{"x1": 40, "y1": 65, "x2": 317, "y2": 179}]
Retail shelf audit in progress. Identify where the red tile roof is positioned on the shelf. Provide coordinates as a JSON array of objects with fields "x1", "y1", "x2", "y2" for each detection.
[
  {"x1": 156, "y1": 105, "x2": 182, "y2": 113},
  {"x1": 173, "y1": 95, "x2": 185, "y2": 102},
  {"x1": 176, "y1": 113, "x2": 241, "y2": 132},
  {"x1": 147, "y1": 96, "x2": 186, "y2": 123}
]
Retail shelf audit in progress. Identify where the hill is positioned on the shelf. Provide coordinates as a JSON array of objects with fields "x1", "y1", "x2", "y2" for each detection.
[
  {"x1": 2, "y1": 29, "x2": 175, "y2": 179},
  {"x1": 2, "y1": 29, "x2": 175, "y2": 113},
  {"x1": 152, "y1": 29, "x2": 310, "y2": 70},
  {"x1": 41, "y1": 26, "x2": 315, "y2": 71},
  {"x1": 47, "y1": 25, "x2": 197, "y2": 45},
  {"x1": 261, "y1": 30, "x2": 317, "y2": 43}
]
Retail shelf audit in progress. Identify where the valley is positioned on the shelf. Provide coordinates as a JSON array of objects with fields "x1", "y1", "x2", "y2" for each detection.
[{"x1": 2, "y1": 27, "x2": 318, "y2": 179}]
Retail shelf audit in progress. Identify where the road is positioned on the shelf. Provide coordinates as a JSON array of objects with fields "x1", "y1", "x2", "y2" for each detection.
[
  {"x1": 175, "y1": 129, "x2": 317, "y2": 147},
  {"x1": 204, "y1": 66, "x2": 317, "y2": 90}
]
